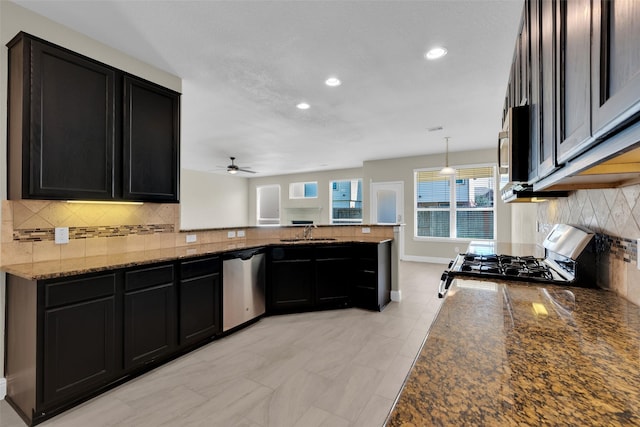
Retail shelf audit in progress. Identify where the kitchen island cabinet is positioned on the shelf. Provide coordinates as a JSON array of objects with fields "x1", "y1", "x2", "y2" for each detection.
[
  {"x1": 268, "y1": 246, "x2": 315, "y2": 312},
  {"x1": 6, "y1": 32, "x2": 180, "y2": 203}
]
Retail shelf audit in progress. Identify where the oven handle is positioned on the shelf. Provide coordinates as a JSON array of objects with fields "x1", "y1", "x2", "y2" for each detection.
[{"x1": 438, "y1": 271, "x2": 454, "y2": 298}]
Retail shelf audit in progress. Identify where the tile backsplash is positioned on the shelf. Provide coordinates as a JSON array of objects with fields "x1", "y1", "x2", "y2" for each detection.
[
  {"x1": 536, "y1": 184, "x2": 640, "y2": 306},
  {"x1": 0, "y1": 200, "x2": 394, "y2": 266}
]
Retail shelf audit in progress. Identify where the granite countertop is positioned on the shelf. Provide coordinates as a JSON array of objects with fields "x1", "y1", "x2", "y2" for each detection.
[
  {"x1": 1, "y1": 237, "x2": 391, "y2": 280},
  {"x1": 387, "y1": 278, "x2": 640, "y2": 426}
]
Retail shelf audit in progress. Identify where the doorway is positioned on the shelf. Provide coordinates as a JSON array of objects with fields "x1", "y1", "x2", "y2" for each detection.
[{"x1": 370, "y1": 181, "x2": 404, "y2": 224}]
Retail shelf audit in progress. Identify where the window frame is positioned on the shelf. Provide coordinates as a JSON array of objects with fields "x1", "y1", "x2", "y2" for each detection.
[
  {"x1": 289, "y1": 181, "x2": 318, "y2": 199},
  {"x1": 414, "y1": 164, "x2": 497, "y2": 242},
  {"x1": 329, "y1": 178, "x2": 363, "y2": 224}
]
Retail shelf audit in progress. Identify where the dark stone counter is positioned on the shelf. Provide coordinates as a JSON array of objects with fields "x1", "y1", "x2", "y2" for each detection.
[{"x1": 387, "y1": 278, "x2": 640, "y2": 426}]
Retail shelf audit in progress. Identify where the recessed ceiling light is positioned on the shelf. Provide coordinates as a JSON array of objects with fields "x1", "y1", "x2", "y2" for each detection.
[
  {"x1": 425, "y1": 47, "x2": 448, "y2": 60},
  {"x1": 325, "y1": 77, "x2": 341, "y2": 87},
  {"x1": 297, "y1": 102, "x2": 310, "y2": 110}
]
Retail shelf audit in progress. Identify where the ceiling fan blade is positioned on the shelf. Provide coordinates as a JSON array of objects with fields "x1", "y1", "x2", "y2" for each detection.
[{"x1": 238, "y1": 168, "x2": 256, "y2": 174}]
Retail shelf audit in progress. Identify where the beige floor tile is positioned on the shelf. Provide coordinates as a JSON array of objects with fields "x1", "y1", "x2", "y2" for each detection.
[
  {"x1": 293, "y1": 407, "x2": 350, "y2": 427},
  {"x1": 352, "y1": 394, "x2": 395, "y2": 427}
]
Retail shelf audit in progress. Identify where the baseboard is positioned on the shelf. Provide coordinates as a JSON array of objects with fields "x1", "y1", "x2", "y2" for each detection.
[
  {"x1": 390, "y1": 290, "x2": 401, "y2": 302},
  {"x1": 401, "y1": 255, "x2": 451, "y2": 264},
  {"x1": 0, "y1": 377, "x2": 6, "y2": 399}
]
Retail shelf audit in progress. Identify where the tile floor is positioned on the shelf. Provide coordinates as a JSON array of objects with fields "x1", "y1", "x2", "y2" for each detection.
[{"x1": 0, "y1": 261, "x2": 445, "y2": 427}]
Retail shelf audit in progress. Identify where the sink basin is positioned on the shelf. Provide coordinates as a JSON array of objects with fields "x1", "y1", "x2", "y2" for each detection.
[{"x1": 280, "y1": 237, "x2": 338, "y2": 242}]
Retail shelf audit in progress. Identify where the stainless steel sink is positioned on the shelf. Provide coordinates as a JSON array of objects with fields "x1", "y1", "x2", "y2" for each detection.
[{"x1": 279, "y1": 237, "x2": 338, "y2": 242}]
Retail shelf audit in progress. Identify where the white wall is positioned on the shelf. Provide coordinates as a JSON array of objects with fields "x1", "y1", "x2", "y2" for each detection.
[
  {"x1": 180, "y1": 169, "x2": 249, "y2": 229},
  {"x1": 0, "y1": 1, "x2": 182, "y2": 382},
  {"x1": 248, "y1": 149, "x2": 512, "y2": 262},
  {"x1": 248, "y1": 168, "x2": 364, "y2": 225}
]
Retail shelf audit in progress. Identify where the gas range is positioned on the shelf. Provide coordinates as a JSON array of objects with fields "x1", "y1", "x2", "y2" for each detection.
[{"x1": 438, "y1": 224, "x2": 597, "y2": 298}]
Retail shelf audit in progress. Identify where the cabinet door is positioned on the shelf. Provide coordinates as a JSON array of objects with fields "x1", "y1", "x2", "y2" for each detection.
[
  {"x1": 270, "y1": 259, "x2": 314, "y2": 310},
  {"x1": 123, "y1": 76, "x2": 180, "y2": 202},
  {"x1": 592, "y1": 0, "x2": 640, "y2": 137},
  {"x1": 124, "y1": 265, "x2": 175, "y2": 370},
  {"x1": 537, "y1": 0, "x2": 559, "y2": 178},
  {"x1": 43, "y1": 296, "x2": 116, "y2": 405},
  {"x1": 179, "y1": 257, "x2": 221, "y2": 346},
  {"x1": 556, "y1": 0, "x2": 592, "y2": 163},
  {"x1": 528, "y1": 0, "x2": 541, "y2": 181},
  {"x1": 29, "y1": 39, "x2": 117, "y2": 200},
  {"x1": 315, "y1": 246, "x2": 352, "y2": 308}
]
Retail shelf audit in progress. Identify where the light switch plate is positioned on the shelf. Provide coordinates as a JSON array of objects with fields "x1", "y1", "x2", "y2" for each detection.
[
  {"x1": 54, "y1": 227, "x2": 69, "y2": 244},
  {"x1": 237, "y1": 230, "x2": 245, "y2": 237},
  {"x1": 361, "y1": 227, "x2": 371, "y2": 234},
  {"x1": 186, "y1": 234, "x2": 197, "y2": 243},
  {"x1": 227, "y1": 230, "x2": 236, "y2": 238}
]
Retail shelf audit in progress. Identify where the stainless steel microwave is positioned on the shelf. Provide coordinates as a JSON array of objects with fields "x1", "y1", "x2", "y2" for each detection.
[{"x1": 498, "y1": 105, "x2": 530, "y2": 190}]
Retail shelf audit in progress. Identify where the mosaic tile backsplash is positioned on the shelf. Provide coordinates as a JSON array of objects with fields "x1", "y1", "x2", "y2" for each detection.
[{"x1": 535, "y1": 184, "x2": 640, "y2": 306}]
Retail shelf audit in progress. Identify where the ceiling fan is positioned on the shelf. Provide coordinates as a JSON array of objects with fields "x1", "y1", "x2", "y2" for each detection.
[{"x1": 226, "y1": 157, "x2": 256, "y2": 174}]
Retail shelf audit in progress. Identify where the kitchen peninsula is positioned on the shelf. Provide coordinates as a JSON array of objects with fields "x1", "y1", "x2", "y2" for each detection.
[
  {"x1": 387, "y1": 278, "x2": 640, "y2": 426},
  {"x1": 2, "y1": 226, "x2": 395, "y2": 426}
]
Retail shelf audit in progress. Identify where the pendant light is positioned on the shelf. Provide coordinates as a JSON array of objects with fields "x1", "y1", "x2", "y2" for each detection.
[{"x1": 439, "y1": 137, "x2": 456, "y2": 175}]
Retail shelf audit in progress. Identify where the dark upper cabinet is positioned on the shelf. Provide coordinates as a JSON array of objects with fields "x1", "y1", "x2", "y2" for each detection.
[
  {"x1": 591, "y1": 0, "x2": 640, "y2": 138},
  {"x1": 123, "y1": 77, "x2": 180, "y2": 202},
  {"x1": 555, "y1": 0, "x2": 593, "y2": 163},
  {"x1": 538, "y1": 0, "x2": 560, "y2": 179},
  {"x1": 6, "y1": 32, "x2": 179, "y2": 203},
  {"x1": 8, "y1": 36, "x2": 117, "y2": 200}
]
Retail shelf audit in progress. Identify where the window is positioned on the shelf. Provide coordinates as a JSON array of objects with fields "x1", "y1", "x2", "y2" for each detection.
[
  {"x1": 415, "y1": 166, "x2": 495, "y2": 239},
  {"x1": 289, "y1": 181, "x2": 318, "y2": 199},
  {"x1": 330, "y1": 179, "x2": 363, "y2": 224},
  {"x1": 257, "y1": 185, "x2": 280, "y2": 225}
]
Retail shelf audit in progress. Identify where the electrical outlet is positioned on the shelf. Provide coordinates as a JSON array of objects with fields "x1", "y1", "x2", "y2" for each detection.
[
  {"x1": 361, "y1": 227, "x2": 371, "y2": 234},
  {"x1": 237, "y1": 230, "x2": 245, "y2": 237},
  {"x1": 54, "y1": 227, "x2": 69, "y2": 244},
  {"x1": 227, "y1": 230, "x2": 236, "y2": 238},
  {"x1": 186, "y1": 234, "x2": 197, "y2": 243}
]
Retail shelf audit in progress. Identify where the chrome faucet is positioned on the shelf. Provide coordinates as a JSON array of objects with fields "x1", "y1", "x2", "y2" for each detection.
[{"x1": 303, "y1": 224, "x2": 317, "y2": 240}]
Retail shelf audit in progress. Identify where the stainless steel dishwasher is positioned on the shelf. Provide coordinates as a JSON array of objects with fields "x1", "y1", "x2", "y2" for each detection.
[{"x1": 222, "y1": 248, "x2": 266, "y2": 332}]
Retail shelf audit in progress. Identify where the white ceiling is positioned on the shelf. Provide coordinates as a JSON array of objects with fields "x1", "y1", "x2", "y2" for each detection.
[{"x1": 13, "y1": 0, "x2": 524, "y2": 177}]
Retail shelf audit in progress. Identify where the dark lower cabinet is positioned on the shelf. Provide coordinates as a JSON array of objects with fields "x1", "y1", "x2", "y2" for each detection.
[
  {"x1": 4, "y1": 241, "x2": 392, "y2": 426},
  {"x1": 315, "y1": 246, "x2": 352, "y2": 308},
  {"x1": 353, "y1": 242, "x2": 391, "y2": 311},
  {"x1": 41, "y1": 273, "x2": 118, "y2": 408},
  {"x1": 123, "y1": 264, "x2": 175, "y2": 370},
  {"x1": 268, "y1": 242, "x2": 391, "y2": 313},
  {"x1": 179, "y1": 257, "x2": 221, "y2": 346}
]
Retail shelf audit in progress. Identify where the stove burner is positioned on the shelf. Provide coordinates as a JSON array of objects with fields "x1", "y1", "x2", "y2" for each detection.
[{"x1": 458, "y1": 253, "x2": 555, "y2": 281}]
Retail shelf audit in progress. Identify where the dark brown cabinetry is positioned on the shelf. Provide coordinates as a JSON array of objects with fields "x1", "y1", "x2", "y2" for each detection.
[
  {"x1": 268, "y1": 246, "x2": 314, "y2": 311},
  {"x1": 123, "y1": 77, "x2": 180, "y2": 201},
  {"x1": 123, "y1": 264, "x2": 176, "y2": 369},
  {"x1": 556, "y1": 0, "x2": 592, "y2": 163},
  {"x1": 178, "y1": 257, "x2": 222, "y2": 346},
  {"x1": 6, "y1": 32, "x2": 179, "y2": 202},
  {"x1": 591, "y1": 0, "x2": 640, "y2": 138},
  {"x1": 42, "y1": 274, "x2": 118, "y2": 406},
  {"x1": 268, "y1": 242, "x2": 391, "y2": 313},
  {"x1": 352, "y1": 242, "x2": 391, "y2": 312},
  {"x1": 315, "y1": 245, "x2": 353, "y2": 309}
]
